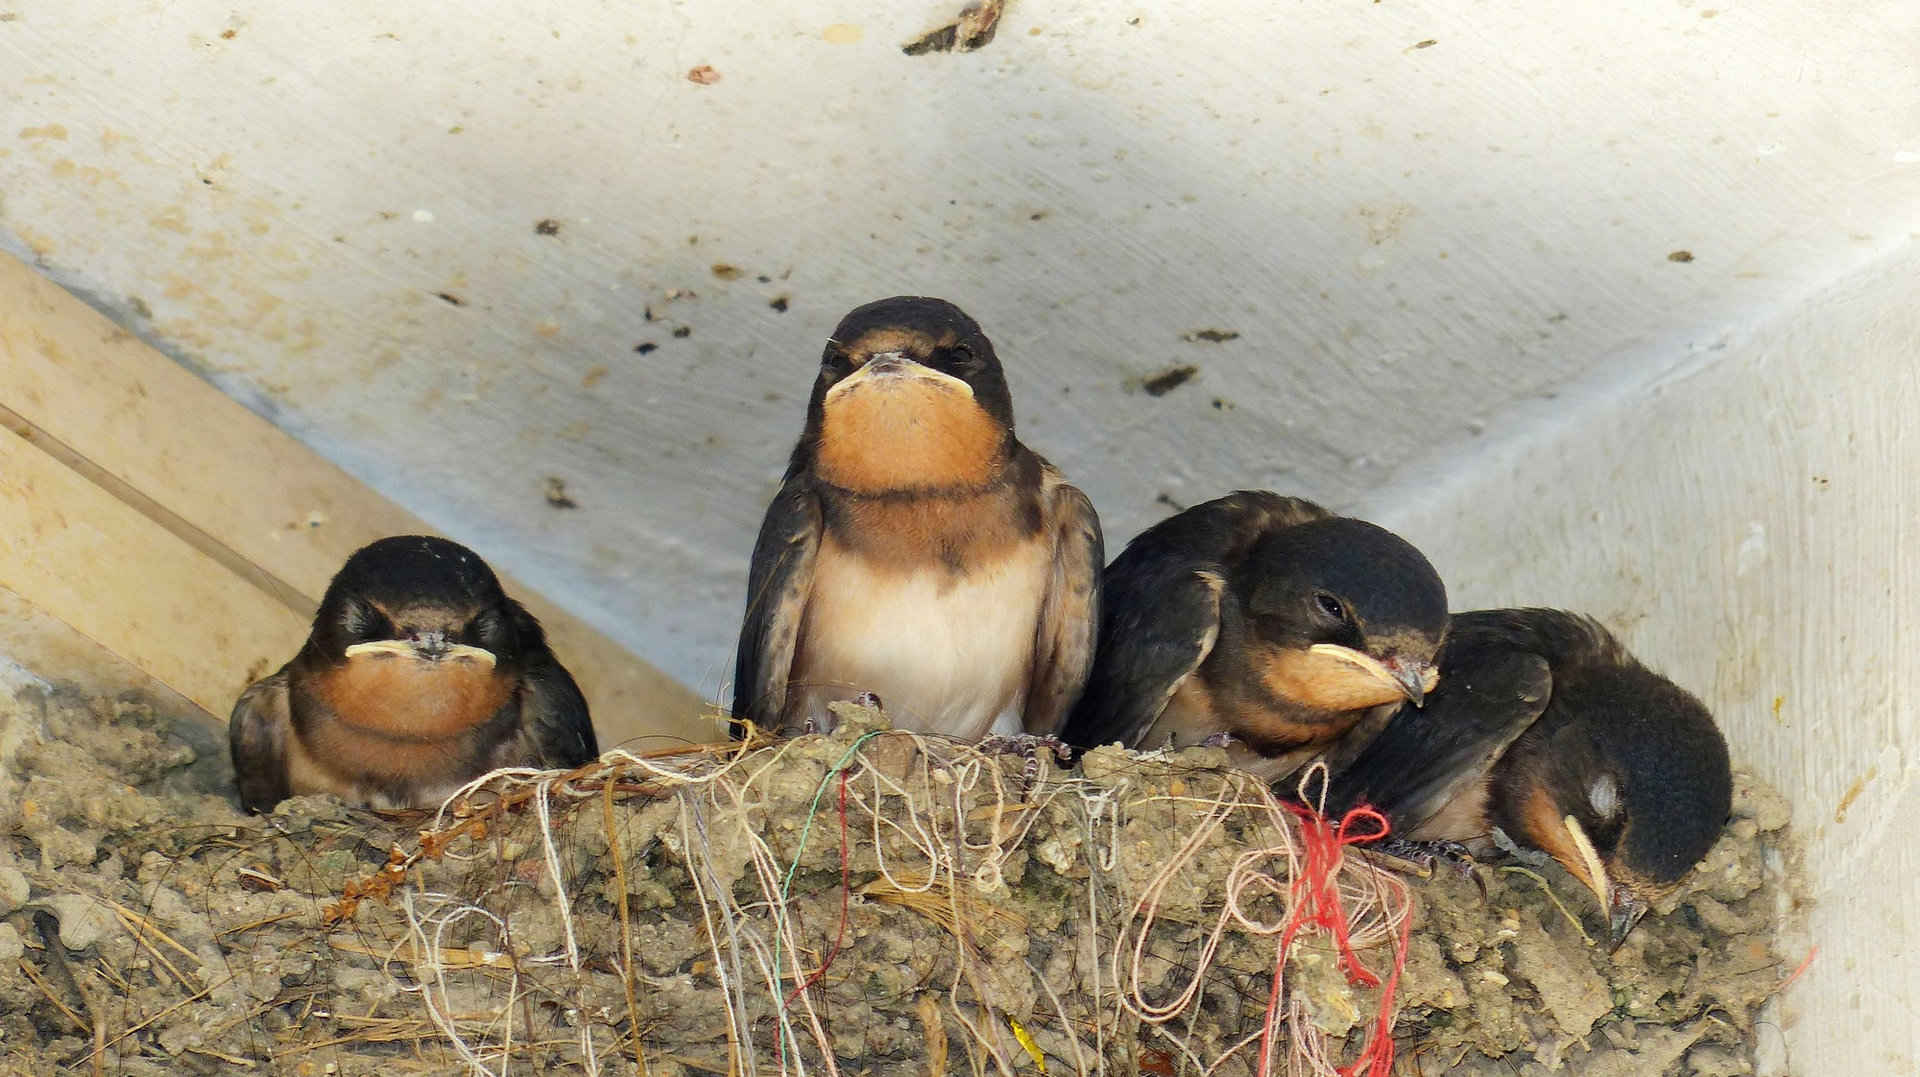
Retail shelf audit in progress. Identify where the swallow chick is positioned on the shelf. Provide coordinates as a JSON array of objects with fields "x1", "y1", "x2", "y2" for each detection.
[
  {"x1": 230, "y1": 535, "x2": 599, "y2": 812},
  {"x1": 1323, "y1": 608, "x2": 1734, "y2": 948},
  {"x1": 731, "y1": 296, "x2": 1103, "y2": 740},
  {"x1": 1061, "y1": 491, "x2": 1447, "y2": 782}
]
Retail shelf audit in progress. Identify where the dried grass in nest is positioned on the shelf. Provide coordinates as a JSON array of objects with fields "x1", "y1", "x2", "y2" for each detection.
[
  {"x1": 0, "y1": 689, "x2": 1802, "y2": 1077},
  {"x1": 307, "y1": 702, "x2": 1417, "y2": 1077}
]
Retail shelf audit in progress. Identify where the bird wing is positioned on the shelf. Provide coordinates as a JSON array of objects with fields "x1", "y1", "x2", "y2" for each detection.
[
  {"x1": 1061, "y1": 556, "x2": 1225, "y2": 749},
  {"x1": 504, "y1": 599, "x2": 600, "y2": 767},
  {"x1": 1321, "y1": 643, "x2": 1552, "y2": 834},
  {"x1": 229, "y1": 665, "x2": 294, "y2": 813},
  {"x1": 1021, "y1": 466, "x2": 1105, "y2": 735},
  {"x1": 1060, "y1": 490, "x2": 1330, "y2": 749},
  {"x1": 730, "y1": 477, "x2": 823, "y2": 737}
]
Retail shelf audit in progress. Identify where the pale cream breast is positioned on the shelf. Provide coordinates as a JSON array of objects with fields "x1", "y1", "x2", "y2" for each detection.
[{"x1": 793, "y1": 533, "x2": 1051, "y2": 738}]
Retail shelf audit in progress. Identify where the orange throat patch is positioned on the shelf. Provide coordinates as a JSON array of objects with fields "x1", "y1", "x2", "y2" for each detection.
[
  {"x1": 311, "y1": 653, "x2": 513, "y2": 743},
  {"x1": 815, "y1": 376, "x2": 1004, "y2": 493}
]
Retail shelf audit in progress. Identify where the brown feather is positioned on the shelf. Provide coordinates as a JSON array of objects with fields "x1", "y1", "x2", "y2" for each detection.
[
  {"x1": 1021, "y1": 464, "x2": 1103, "y2": 735},
  {"x1": 229, "y1": 668, "x2": 294, "y2": 812}
]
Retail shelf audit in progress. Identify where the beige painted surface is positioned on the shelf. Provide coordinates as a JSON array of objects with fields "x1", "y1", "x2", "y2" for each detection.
[
  {"x1": 1371, "y1": 246, "x2": 1920, "y2": 1073},
  {"x1": 0, "y1": 584, "x2": 206, "y2": 717},
  {"x1": 0, "y1": 421, "x2": 311, "y2": 716},
  {"x1": 0, "y1": 250, "x2": 712, "y2": 746}
]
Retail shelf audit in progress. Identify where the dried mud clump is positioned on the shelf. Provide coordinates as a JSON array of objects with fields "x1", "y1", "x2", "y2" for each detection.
[{"x1": 0, "y1": 678, "x2": 1802, "y2": 1076}]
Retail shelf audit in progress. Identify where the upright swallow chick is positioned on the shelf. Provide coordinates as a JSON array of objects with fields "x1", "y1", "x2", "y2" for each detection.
[
  {"x1": 1061, "y1": 491, "x2": 1447, "y2": 781},
  {"x1": 1324, "y1": 609, "x2": 1733, "y2": 948},
  {"x1": 230, "y1": 535, "x2": 598, "y2": 812},
  {"x1": 732, "y1": 296, "x2": 1103, "y2": 740}
]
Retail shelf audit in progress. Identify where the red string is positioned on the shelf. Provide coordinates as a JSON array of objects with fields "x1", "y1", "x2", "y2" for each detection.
[
  {"x1": 1779, "y1": 945, "x2": 1818, "y2": 992},
  {"x1": 1257, "y1": 799, "x2": 1407, "y2": 1076},
  {"x1": 1339, "y1": 876, "x2": 1411, "y2": 1077},
  {"x1": 1283, "y1": 801, "x2": 1390, "y2": 985},
  {"x1": 783, "y1": 770, "x2": 853, "y2": 1008}
]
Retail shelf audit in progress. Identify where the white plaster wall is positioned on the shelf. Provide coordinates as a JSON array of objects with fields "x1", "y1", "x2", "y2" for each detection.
[
  {"x1": 3, "y1": 0, "x2": 1917, "y2": 700},
  {"x1": 1370, "y1": 245, "x2": 1920, "y2": 1073}
]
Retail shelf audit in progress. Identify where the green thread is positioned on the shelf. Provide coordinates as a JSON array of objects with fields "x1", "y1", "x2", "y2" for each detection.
[{"x1": 772, "y1": 729, "x2": 885, "y2": 1066}]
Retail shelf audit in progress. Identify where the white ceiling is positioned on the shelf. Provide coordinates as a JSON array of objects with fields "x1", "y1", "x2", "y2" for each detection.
[{"x1": 4, "y1": 0, "x2": 1916, "y2": 697}]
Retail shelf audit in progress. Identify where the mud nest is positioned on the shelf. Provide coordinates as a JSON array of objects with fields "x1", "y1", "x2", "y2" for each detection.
[{"x1": 0, "y1": 677, "x2": 1804, "y2": 1076}]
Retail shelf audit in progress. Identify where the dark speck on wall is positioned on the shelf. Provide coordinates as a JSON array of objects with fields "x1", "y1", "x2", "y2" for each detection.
[
  {"x1": 904, "y1": 24, "x2": 959, "y2": 54},
  {"x1": 435, "y1": 292, "x2": 465, "y2": 307},
  {"x1": 1668, "y1": 249, "x2": 1695, "y2": 263},
  {"x1": 672, "y1": 326, "x2": 692, "y2": 338},
  {"x1": 1142, "y1": 364, "x2": 1199, "y2": 396},
  {"x1": 1182, "y1": 328, "x2": 1239, "y2": 343},
  {"x1": 535, "y1": 218, "x2": 561, "y2": 236},
  {"x1": 544, "y1": 477, "x2": 579, "y2": 510},
  {"x1": 711, "y1": 263, "x2": 743, "y2": 280},
  {"x1": 634, "y1": 341, "x2": 658, "y2": 354},
  {"x1": 904, "y1": 0, "x2": 1003, "y2": 54},
  {"x1": 769, "y1": 295, "x2": 790, "y2": 313}
]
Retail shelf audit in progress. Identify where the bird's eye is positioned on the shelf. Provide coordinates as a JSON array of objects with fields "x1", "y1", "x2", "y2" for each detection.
[
  {"x1": 466, "y1": 608, "x2": 510, "y2": 649},
  {"x1": 342, "y1": 601, "x2": 393, "y2": 641},
  {"x1": 946, "y1": 343, "x2": 980, "y2": 371},
  {"x1": 1313, "y1": 592, "x2": 1347, "y2": 621}
]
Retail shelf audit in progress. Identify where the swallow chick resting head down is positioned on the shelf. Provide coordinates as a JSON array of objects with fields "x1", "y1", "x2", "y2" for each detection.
[
  {"x1": 731, "y1": 296, "x2": 1103, "y2": 740},
  {"x1": 1061, "y1": 490, "x2": 1448, "y2": 782},
  {"x1": 229, "y1": 535, "x2": 598, "y2": 812},
  {"x1": 1323, "y1": 608, "x2": 1734, "y2": 948}
]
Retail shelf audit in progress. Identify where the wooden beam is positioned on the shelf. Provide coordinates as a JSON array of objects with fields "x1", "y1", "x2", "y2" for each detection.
[
  {"x1": 0, "y1": 424, "x2": 309, "y2": 716},
  {"x1": 0, "y1": 252, "x2": 714, "y2": 748}
]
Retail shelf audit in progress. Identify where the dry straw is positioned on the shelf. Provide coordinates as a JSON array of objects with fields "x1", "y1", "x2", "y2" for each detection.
[{"x1": 320, "y1": 705, "x2": 1413, "y2": 1076}]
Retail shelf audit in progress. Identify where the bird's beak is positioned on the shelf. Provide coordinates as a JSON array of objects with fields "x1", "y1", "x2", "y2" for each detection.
[
  {"x1": 1384, "y1": 655, "x2": 1437, "y2": 708},
  {"x1": 1560, "y1": 814, "x2": 1647, "y2": 950},
  {"x1": 1305, "y1": 644, "x2": 1434, "y2": 708},
  {"x1": 825, "y1": 351, "x2": 972, "y2": 401},
  {"x1": 344, "y1": 636, "x2": 496, "y2": 671},
  {"x1": 1608, "y1": 888, "x2": 1650, "y2": 952}
]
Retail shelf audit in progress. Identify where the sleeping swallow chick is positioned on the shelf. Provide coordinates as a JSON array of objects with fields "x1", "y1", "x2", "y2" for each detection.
[
  {"x1": 229, "y1": 535, "x2": 598, "y2": 812},
  {"x1": 731, "y1": 296, "x2": 1103, "y2": 741},
  {"x1": 1324, "y1": 608, "x2": 1734, "y2": 949},
  {"x1": 1061, "y1": 490, "x2": 1447, "y2": 782}
]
